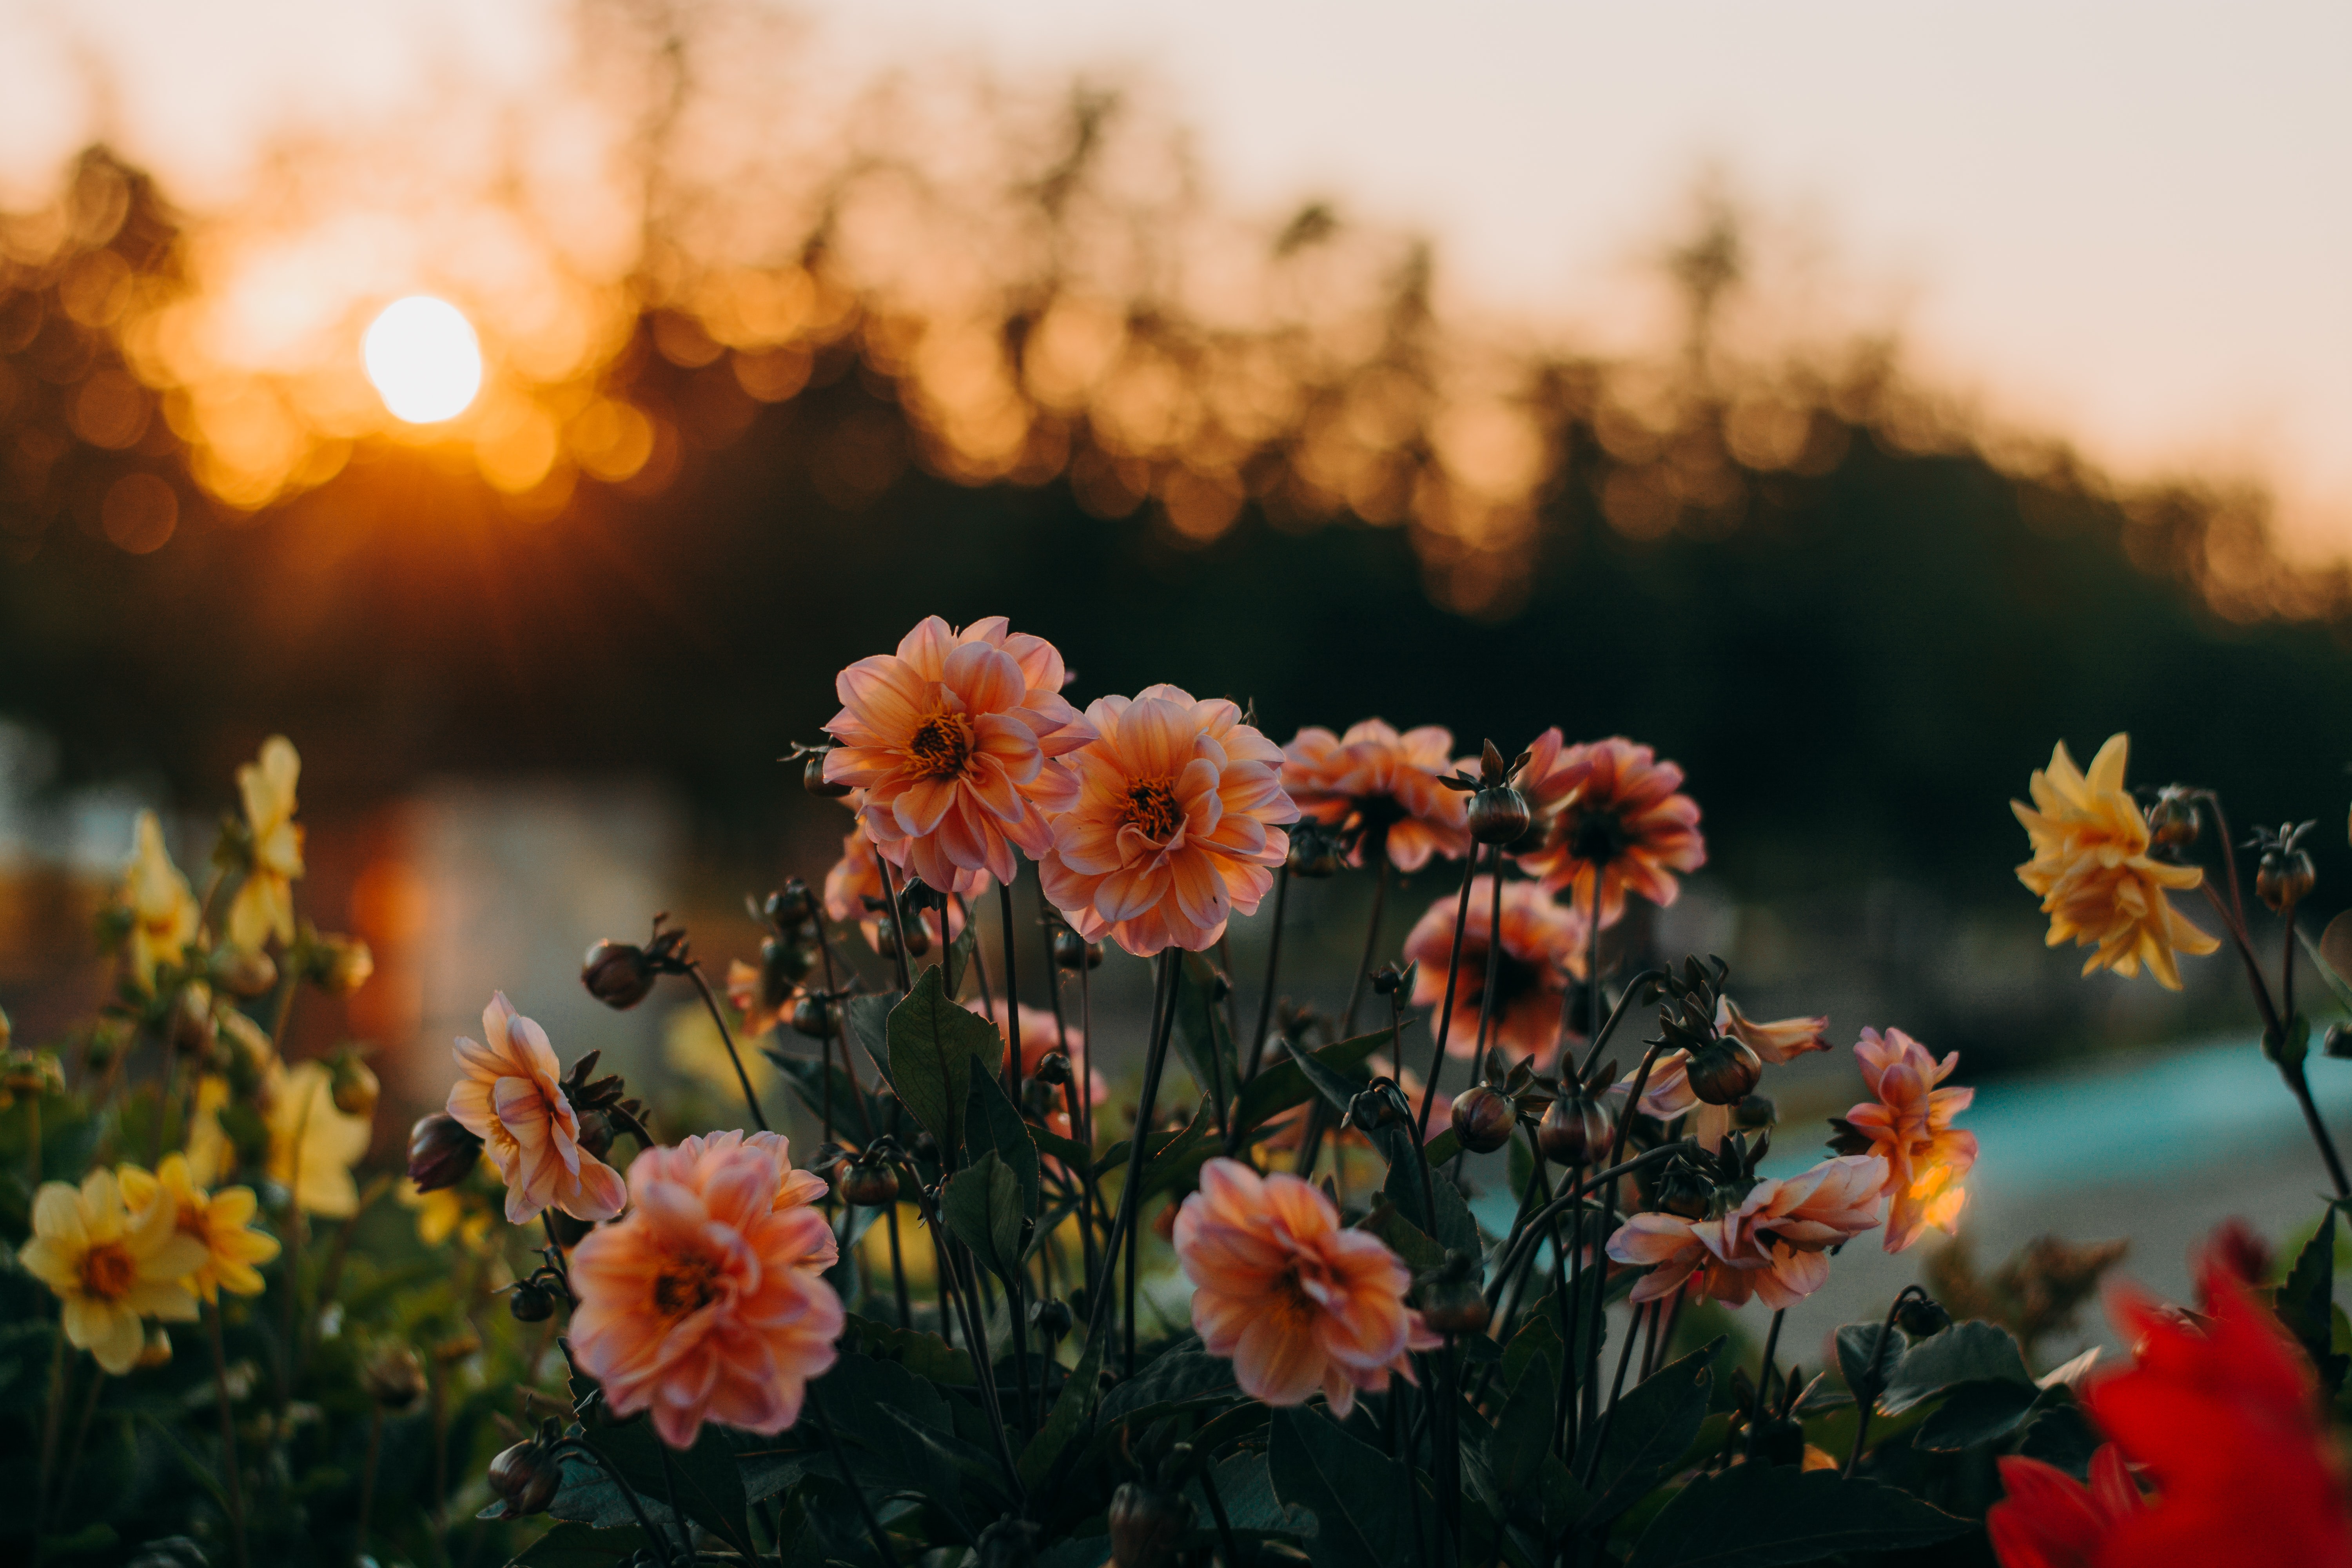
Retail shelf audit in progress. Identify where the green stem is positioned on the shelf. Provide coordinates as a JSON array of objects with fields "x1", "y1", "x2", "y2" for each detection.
[
  {"x1": 1243, "y1": 864, "x2": 1292, "y2": 1088},
  {"x1": 1413, "y1": 855, "x2": 1481, "y2": 1141}
]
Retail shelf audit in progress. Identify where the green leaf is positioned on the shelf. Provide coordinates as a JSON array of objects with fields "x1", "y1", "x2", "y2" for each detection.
[
  {"x1": 1833, "y1": 1321, "x2": 1906, "y2": 1401},
  {"x1": 941, "y1": 1150, "x2": 1026, "y2": 1280},
  {"x1": 2278, "y1": 1209, "x2": 2349, "y2": 1396},
  {"x1": 964, "y1": 1069, "x2": 1042, "y2": 1220},
  {"x1": 1914, "y1": 1380, "x2": 2047, "y2": 1451},
  {"x1": 886, "y1": 966, "x2": 1003, "y2": 1151},
  {"x1": 555, "y1": 1421, "x2": 752, "y2": 1555},
  {"x1": 844, "y1": 993, "x2": 895, "y2": 1085},
  {"x1": 1502, "y1": 1297, "x2": 1566, "y2": 1393},
  {"x1": 1268, "y1": 1406, "x2": 1418, "y2": 1568},
  {"x1": 1490, "y1": 1361, "x2": 1557, "y2": 1496},
  {"x1": 1172, "y1": 951, "x2": 1241, "y2": 1111},
  {"x1": 1097, "y1": 1346, "x2": 1239, "y2": 1424},
  {"x1": 942, "y1": 918, "x2": 979, "y2": 999},
  {"x1": 1189, "y1": 1448, "x2": 1319, "y2": 1539},
  {"x1": 1423, "y1": 1128, "x2": 1461, "y2": 1168},
  {"x1": 1019, "y1": 1338, "x2": 1103, "y2": 1490},
  {"x1": 1030, "y1": 1123, "x2": 1094, "y2": 1169},
  {"x1": 841, "y1": 1312, "x2": 975, "y2": 1385},
  {"x1": 1879, "y1": 1320, "x2": 2032, "y2": 1415},
  {"x1": 1379, "y1": 1139, "x2": 1481, "y2": 1257},
  {"x1": 1232, "y1": 1031, "x2": 1393, "y2": 1135},
  {"x1": 1094, "y1": 1096, "x2": 1223, "y2": 1202},
  {"x1": 1358, "y1": 1195, "x2": 1446, "y2": 1272},
  {"x1": 1627, "y1": 1465, "x2": 1973, "y2": 1567},
  {"x1": 764, "y1": 1046, "x2": 883, "y2": 1140},
  {"x1": 513, "y1": 1523, "x2": 650, "y2": 1568},
  {"x1": 1577, "y1": 1340, "x2": 1719, "y2": 1528}
]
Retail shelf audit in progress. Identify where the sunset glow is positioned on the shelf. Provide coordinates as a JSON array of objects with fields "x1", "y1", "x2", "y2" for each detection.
[{"x1": 362, "y1": 296, "x2": 483, "y2": 424}]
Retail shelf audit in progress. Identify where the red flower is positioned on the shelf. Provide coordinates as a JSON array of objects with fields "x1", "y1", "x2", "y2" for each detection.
[{"x1": 1987, "y1": 1249, "x2": 2352, "y2": 1568}]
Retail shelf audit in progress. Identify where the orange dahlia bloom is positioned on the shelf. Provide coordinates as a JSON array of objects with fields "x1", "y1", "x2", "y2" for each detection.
[
  {"x1": 446, "y1": 993, "x2": 627, "y2": 1226},
  {"x1": 1626, "y1": 998, "x2": 1831, "y2": 1150},
  {"x1": 2013, "y1": 734, "x2": 2217, "y2": 991},
  {"x1": 1515, "y1": 732, "x2": 1706, "y2": 926},
  {"x1": 1279, "y1": 720, "x2": 1471, "y2": 871},
  {"x1": 1402, "y1": 877, "x2": 1588, "y2": 1058},
  {"x1": 1037, "y1": 686, "x2": 1299, "y2": 955},
  {"x1": 1838, "y1": 1026, "x2": 1977, "y2": 1252},
  {"x1": 569, "y1": 1133, "x2": 844, "y2": 1448},
  {"x1": 1608, "y1": 1154, "x2": 1885, "y2": 1309},
  {"x1": 1174, "y1": 1157, "x2": 1439, "y2": 1416},
  {"x1": 822, "y1": 616, "x2": 1093, "y2": 892}
]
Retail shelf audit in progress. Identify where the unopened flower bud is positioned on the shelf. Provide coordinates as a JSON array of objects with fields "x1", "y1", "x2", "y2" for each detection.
[
  {"x1": 838, "y1": 1158, "x2": 902, "y2": 1207},
  {"x1": 1347, "y1": 1085, "x2": 1407, "y2": 1136},
  {"x1": 1893, "y1": 1295, "x2": 1952, "y2": 1338},
  {"x1": 486, "y1": 1435, "x2": 565, "y2": 1520},
  {"x1": 1732, "y1": 1092, "x2": 1775, "y2": 1131},
  {"x1": 1536, "y1": 1084, "x2": 1613, "y2": 1165},
  {"x1": 581, "y1": 939, "x2": 656, "y2": 1009},
  {"x1": 361, "y1": 1345, "x2": 426, "y2": 1409},
  {"x1": 764, "y1": 880, "x2": 818, "y2": 928},
  {"x1": 1029, "y1": 1298, "x2": 1073, "y2": 1340},
  {"x1": 407, "y1": 1112, "x2": 483, "y2": 1192},
  {"x1": 508, "y1": 1278, "x2": 559, "y2": 1323},
  {"x1": 2147, "y1": 788, "x2": 2200, "y2": 850},
  {"x1": 1370, "y1": 964, "x2": 1406, "y2": 997},
  {"x1": 1467, "y1": 784, "x2": 1532, "y2": 846},
  {"x1": 1652, "y1": 1160, "x2": 1714, "y2": 1221},
  {"x1": 573, "y1": 1107, "x2": 616, "y2": 1160},
  {"x1": 804, "y1": 751, "x2": 853, "y2": 799},
  {"x1": 209, "y1": 946, "x2": 278, "y2": 1000},
  {"x1": 2257, "y1": 848, "x2": 2317, "y2": 913},
  {"x1": 169, "y1": 983, "x2": 218, "y2": 1058},
  {"x1": 791, "y1": 993, "x2": 838, "y2": 1039},
  {"x1": 1287, "y1": 826, "x2": 1343, "y2": 880},
  {"x1": 1107, "y1": 1481, "x2": 1193, "y2": 1568},
  {"x1": 1032, "y1": 1051, "x2": 1074, "y2": 1088},
  {"x1": 873, "y1": 915, "x2": 929, "y2": 960},
  {"x1": 1682, "y1": 1035, "x2": 1763, "y2": 1106},
  {"x1": 1052, "y1": 929, "x2": 1103, "y2": 971},
  {"x1": 330, "y1": 1051, "x2": 379, "y2": 1119},
  {"x1": 1450, "y1": 1085, "x2": 1515, "y2": 1154},
  {"x1": 137, "y1": 1325, "x2": 173, "y2": 1368},
  {"x1": 1418, "y1": 1277, "x2": 1491, "y2": 1336},
  {"x1": 1, "y1": 1047, "x2": 62, "y2": 1103},
  {"x1": 761, "y1": 936, "x2": 815, "y2": 1001},
  {"x1": 2327, "y1": 1023, "x2": 2352, "y2": 1060}
]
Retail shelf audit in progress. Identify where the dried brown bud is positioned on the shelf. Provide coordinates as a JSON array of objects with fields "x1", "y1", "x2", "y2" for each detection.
[
  {"x1": 406, "y1": 1112, "x2": 483, "y2": 1192},
  {"x1": 361, "y1": 1345, "x2": 426, "y2": 1409},
  {"x1": 486, "y1": 1435, "x2": 565, "y2": 1519},
  {"x1": 804, "y1": 751, "x2": 854, "y2": 798},
  {"x1": 2258, "y1": 848, "x2": 2317, "y2": 913},
  {"x1": 1467, "y1": 784, "x2": 1532, "y2": 846},
  {"x1": 1652, "y1": 1160, "x2": 1714, "y2": 1221},
  {"x1": 580, "y1": 939, "x2": 656, "y2": 1009},
  {"x1": 764, "y1": 880, "x2": 818, "y2": 927},
  {"x1": 1536, "y1": 1085, "x2": 1613, "y2": 1165},
  {"x1": 791, "y1": 993, "x2": 838, "y2": 1039},
  {"x1": 209, "y1": 946, "x2": 279, "y2": 1000},
  {"x1": 573, "y1": 1107, "x2": 616, "y2": 1160},
  {"x1": 1286, "y1": 824, "x2": 1344, "y2": 880},
  {"x1": 508, "y1": 1278, "x2": 559, "y2": 1323},
  {"x1": 1107, "y1": 1482, "x2": 1193, "y2": 1568},
  {"x1": 1449, "y1": 1085, "x2": 1516, "y2": 1154},
  {"x1": 838, "y1": 1158, "x2": 903, "y2": 1207},
  {"x1": 762, "y1": 936, "x2": 816, "y2": 1000},
  {"x1": 2147, "y1": 788, "x2": 2200, "y2": 850},
  {"x1": 1683, "y1": 1035, "x2": 1763, "y2": 1106},
  {"x1": 1418, "y1": 1275, "x2": 1492, "y2": 1336}
]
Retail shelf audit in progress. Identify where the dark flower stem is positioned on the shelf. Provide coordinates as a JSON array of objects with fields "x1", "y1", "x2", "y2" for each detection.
[
  {"x1": 1391, "y1": 1388, "x2": 1432, "y2": 1568},
  {"x1": 997, "y1": 880, "x2": 1023, "y2": 1104},
  {"x1": 1472, "y1": 845, "x2": 1508, "y2": 1062},
  {"x1": 1085, "y1": 952, "x2": 1180, "y2": 1370},
  {"x1": 811, "y1": 1386, "x2": 896, "y2": 1568},
  {"x1": 883, "y1": 1204, "x2": 911, "y2": 1326},
  {"x1": 557, "y1": 1438, "x2": 677, "y2": 1568},
  {"x1": 1340, "y1": 845, "x2": 1394, "y2": 1039},
  {"x1": 1413, "y1": 855, "x2": 1481, "y2": 1141},
  {"x1": 1487, "y1": 1139, "x2": 1693, "y2": 1305},
  {"x1": 1842, "y1": 1286, "x2": 1928, "y2": 1479},
  {"x1": 874, "y1": 851, "x2": 914, "y2": 996},
  {"x1": 1198, "y1": 1451, "x2": 1246, "y2": 1568},
  {"x1": 207, "y1": 1307, "x2": 249, "y2": 1568},
  {"x1": 686, "y1": 962, "x2": 769, "y2": 1132},
  {"x1": 1242, "y1": 864, "x2": 1292, "y2": 1088},
  {"x1": 2199, "y1": 878, "x2": 2350, "y2": 1198},
  {"x1": 1579, "y1": 1300, "x2": 1650, "y2": 1487}
]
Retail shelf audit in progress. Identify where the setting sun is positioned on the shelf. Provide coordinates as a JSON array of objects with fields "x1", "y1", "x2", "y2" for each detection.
[{"x1": 362, "y1": 295, "x2": 483, "y2": 424}]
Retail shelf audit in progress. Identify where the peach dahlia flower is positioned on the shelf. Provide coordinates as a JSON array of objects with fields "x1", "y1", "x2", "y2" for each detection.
[
  {"x1": 1038, "y1": 686, "x2": 1298, "y2": 955},
  {"x1": 1516, "y1": 733, "x2": 1705, "y2": 926},
  {"x1": 1838, "y1": 1027, "x2": 1977, "y2": 1252},
  {"x1": 570, "y1": 1134, "x2": 844, "y2": 1448},
  {"x1": 820, "y1": 821, "x2": 979, "y2": 946},
  {"x1": 1608, "y1": 1154, "x2": 1886, "y2": 1310},
  {"x1": 1174, "y1": 1158, "x2": 1439, "y2": 1416},
  {"x1": 1279, "y1": 720, "x2": 1471, "y2": 871},
  {"x1": 1402, "y1": 877, "x2": 1588, "y2": 1058},
  {"x1": 821, "y1": 616, "x2": 1093, "y2": 892},
  {"x1": 2013, "y1": 733, "x2": 2216, "y2": 991},
  {"x1": 1625, "y1": 998, "x2": 1832, "y2": 1151},
  {"x1": 446, "y1": 993, "x2": 627, "y2": 1226}
]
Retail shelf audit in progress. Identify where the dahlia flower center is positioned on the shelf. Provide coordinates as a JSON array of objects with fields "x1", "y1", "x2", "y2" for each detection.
[
  {"x1": 80, "y1": 1242, "x2": 137, "y2": 1300},
  {"x1": 1559, "y1": 806, "x2": 1631, "y2": 866},
  {"x1": 908, "y1": 713, "x2": 975, "y2": 779},
  {"x1": 652, "y1": 1252, "x2": 727, "y2": 1317},
  {"x1": 1125, "y1": 777, "x2": 1182, "y2": 841}
]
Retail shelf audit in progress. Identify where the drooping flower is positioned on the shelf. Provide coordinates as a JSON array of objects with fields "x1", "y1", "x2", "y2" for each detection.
[
  {"x1": 121, "y1": 810, "x2": 199, "y2": 993},
  {"x1": 1402, "y1": 877, "x2": 1589, "y2": 1057},
  {"x1": 18, "y1": 1169, "x2": 206, "y2": 1373},
  {"x1": 1987, "y1": 1249, "x2": 2352, "y2": 1568},
  {"x1": 820, "y1": 822, "x2": 977, "y2": 948},
  {"x1": 1607, "y1": 1154, "x2": 1885, "y2": 1310},
  {"x1": 1833, "y1": 1026, "x2": 1977, "y2": 1252},
  {"x1": 2012, "y1": 734, "x2": 2218, "y2": 990},
  {"x1": 569, "y1": 1134, "x2": 845, "y2": 1448},
  {"x1": 1174, "y1": 1157, "x2": 1440, "y2": 1416},
  {"x1": 117, "y1": 1154, "x2": 280, "y2": 1301},
  {"x1": 1279, "y1": 720, "x2": 1471, "y2": 871},
  {"x1": 227, "y1": 736, "x2": 306, "y2": 952},
  {"x1": 1515, "y1": 733, "x2": 1706, "y2": 926},
  {"x1": 821, "y1": 616, "x2": 1093, "y2": 892},
  {"x1": 446, "y1": 993, "x2": 627, "y2": 1225},
  {"x1": 1622, "y1": 998, "x2": 1831, "y2": 1151},
  {"x1": 1038, "y1": 686, "x2": 1299, "y2": 955}
]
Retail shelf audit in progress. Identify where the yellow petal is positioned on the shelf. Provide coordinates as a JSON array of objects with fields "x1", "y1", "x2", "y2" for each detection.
[{"x1": 32, "y1": 1181, "x2": 88, "y2": 1249}]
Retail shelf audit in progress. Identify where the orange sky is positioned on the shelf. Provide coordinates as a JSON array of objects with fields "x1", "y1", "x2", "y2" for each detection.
[{"x1": 6, "y1": 0, "x2": 2348, "y2": 553}]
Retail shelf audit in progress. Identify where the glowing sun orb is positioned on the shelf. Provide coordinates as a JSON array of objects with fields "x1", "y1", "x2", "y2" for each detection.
[{"x1": 363, "y1": 296, "x2": 483, "y2": 424}]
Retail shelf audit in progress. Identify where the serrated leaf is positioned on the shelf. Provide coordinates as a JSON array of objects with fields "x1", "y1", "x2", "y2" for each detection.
[
  {"x1": 1490, "y1": 1362, "x2": 1556, "y2": 1496},
  {"x1": 1502, "y1": 1295, "x2": 1566, "y2": 1393},
  {"x1": 1357, "y1": 1196, "x2": 1445, "y2": 1272},
  {"x1": 1018, "y1": 1338, "x2": 1103, "y2": 1490},
  {"x1": 964, "y1": 1069, "x2": 1042, "y2": 1220},
  {"x1": 885, "y1": 967, "x2": 1001, "y2": 1150},
  {"x1": 764, "y1": 1047, "x2": 883, "y2": 1140},
  {"x1": 1379, "y1": 1140, "x2": 1481, "y2": 1257},
  {"x1": 1627, "y1": 1465, "x2": 1973, "y2": 1566},
  {"x1": 1577, "y1": 1339, "x2": 1719, "y2": 1527},
  {"x1": 553, "y1": 1420, "x2": 752, "y2": 1554},
  {"x1": 1171, "y1": 951, "x2": 1241, "y2": 1112},
  {"x1": 2278, "y1": 1209, "x2": 2349, "y2": 1396},
  {"x1": 1268, "y1": 1406, "x2": 1418, "y2": 1568},
  {"x1": 1187, "y1": 1448, "x2": 1319, "y2": 1539},
  {"x1": 1833, "y1": 1320, "x2": 1906, "y2": 1402},
  {"x1": 941, "y1": 1150, "x2": 1025, "y2": 1281},
  {"x1": 1097, "y1": 1346, "x2": 1238, "y2": 1425},
  {"x1": 1879, "y1": 1320, "x2": 2032, "y2": 1415},
  {"x1": 1232, "y1": 1031, "x2": 1392, "y2": 1135}
]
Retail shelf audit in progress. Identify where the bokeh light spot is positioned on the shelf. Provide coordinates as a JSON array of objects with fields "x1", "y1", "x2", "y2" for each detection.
[{"x1": 362, "y1": 296, "x2": 483, "y2": 424}]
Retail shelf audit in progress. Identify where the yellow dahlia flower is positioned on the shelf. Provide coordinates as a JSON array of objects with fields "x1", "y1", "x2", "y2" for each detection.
[
  {"x1": 228, "y1": 736, "x2": 305, "y2": 952},
  {"x1": 122, "y1": 810, "x2": 199, "y2": 992},
  {"x1": 18, "y1": 1169, "x2": 205, "y2": 1373},
  {"x1": 118, "y1": 1154, "x2": 281, "y2": 1301},
  {"x1": 2013, "y1": 733, "x2": 2218, "y2": 990}
]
